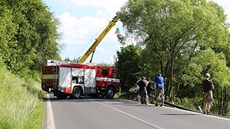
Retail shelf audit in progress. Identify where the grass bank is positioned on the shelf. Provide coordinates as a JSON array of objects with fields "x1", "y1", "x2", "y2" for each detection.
[{"x1": 0, "y1": 62, "x2": 44, "y2": 129}]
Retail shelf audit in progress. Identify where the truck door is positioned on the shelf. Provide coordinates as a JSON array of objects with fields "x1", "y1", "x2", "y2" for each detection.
[
  {"x1": 59, "y1": 67, "x2": 71, "y2": 91},
  {"x1": 84, "y1": 69, "x2": 96, "y2": 93}
]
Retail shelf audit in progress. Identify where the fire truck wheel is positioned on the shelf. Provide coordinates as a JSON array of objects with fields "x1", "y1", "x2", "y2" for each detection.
[
  {"x1": 106, "y1": 87, "x2": 115, "y2": 99},
  {"x1": 72, "y1": 87, "x2": 82, "y2": 99}
]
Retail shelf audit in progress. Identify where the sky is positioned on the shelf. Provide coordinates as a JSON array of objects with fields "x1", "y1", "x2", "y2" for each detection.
[{"x1": 42, "y1": 0, "x2": 230, "y2": 64}]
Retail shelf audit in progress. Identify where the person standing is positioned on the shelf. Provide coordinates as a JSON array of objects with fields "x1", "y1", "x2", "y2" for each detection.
[
  {"x1": 154, "y1": 73, "x2": 164, "y2": 106},
  {"x1": 202, "y1": 73, "x2": 214, "y2": 115},
  {"x1": 137, "y1": 76, "x2": 148, "y2": 105},
  {"x1": 136, "y1": 77, "x2": 141, "y2": 102},
  {"x1": 146, "y1": 78, "x2": 153, "y2": 96}
]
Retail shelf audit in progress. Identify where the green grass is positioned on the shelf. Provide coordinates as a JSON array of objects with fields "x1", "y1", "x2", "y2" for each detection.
[{"x1": 0, "y1": 63, "x2": 44, "y2": 129}]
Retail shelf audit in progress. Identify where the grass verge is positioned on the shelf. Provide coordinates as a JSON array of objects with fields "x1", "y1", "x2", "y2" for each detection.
[{"x1": 0, "y1": 63, "x2": 44, "y2": 129}]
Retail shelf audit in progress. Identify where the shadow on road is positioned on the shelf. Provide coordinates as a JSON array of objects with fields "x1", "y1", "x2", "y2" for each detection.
[{"x1": 43, "y1": 93, "x2": 132, "y2": 103}]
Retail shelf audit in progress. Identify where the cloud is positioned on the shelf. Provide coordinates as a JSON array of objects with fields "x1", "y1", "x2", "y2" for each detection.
[
  {"x1": 57, "y1": 12, "x2": 88, "y2": 45},
  {"x1": 97, "y1": 47, "x2": 107, "y2": 53},
  {"x1": 57, "y1": 12, "x2": 114, "y2": 45},
  {"x1": 60, "y1": 0, "x2": 127, "y2": 15}
]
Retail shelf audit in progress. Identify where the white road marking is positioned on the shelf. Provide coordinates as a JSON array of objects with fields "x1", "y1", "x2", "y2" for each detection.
[
  {"x1": 47, "y1": 94, "x2": 56, "y2": 129},
  {"x1": 97, "y1": 102, "x2": 164, "y2": 129}
]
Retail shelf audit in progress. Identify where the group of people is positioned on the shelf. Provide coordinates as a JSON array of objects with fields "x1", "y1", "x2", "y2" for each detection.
[
  {"x1": 136, "y1": 72, "x2": 215, "y2": 115},
  {"x1": 136, "y1": 73, "x2": 164, "y2": 106}
]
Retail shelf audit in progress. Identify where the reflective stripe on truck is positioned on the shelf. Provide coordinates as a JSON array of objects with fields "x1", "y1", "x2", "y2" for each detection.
[{"x1": 42, "y1": 74, "x2": 58, "y2": 79}]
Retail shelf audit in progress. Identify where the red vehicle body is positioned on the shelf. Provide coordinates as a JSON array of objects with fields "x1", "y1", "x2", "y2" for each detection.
[{"x1": 41, "y1": 60, "x2": 121, "y2": 99}]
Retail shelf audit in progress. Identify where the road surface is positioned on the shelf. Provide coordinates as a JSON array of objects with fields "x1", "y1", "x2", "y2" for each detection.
[{"x1": 43, "y1": 94, "x2": 230, "y2": 129}]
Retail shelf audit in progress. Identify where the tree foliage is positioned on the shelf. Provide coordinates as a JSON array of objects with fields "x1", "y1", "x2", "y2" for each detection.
[
  {"x1": 0, "y1": 0, "x2": 60, "y2": 79},
  {"x1": 115, "y1": 45, "x2": 142, "y2": 92}
]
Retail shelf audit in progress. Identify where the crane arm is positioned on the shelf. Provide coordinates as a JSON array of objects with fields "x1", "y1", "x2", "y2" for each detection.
[{"x1": 78, "y1": 12, "x2": 119, "y2": 63}]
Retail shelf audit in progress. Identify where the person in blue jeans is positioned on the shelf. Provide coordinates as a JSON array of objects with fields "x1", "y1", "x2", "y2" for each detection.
[{"x1": 154, "y1": 73, "x2": 164, "y2": 106}]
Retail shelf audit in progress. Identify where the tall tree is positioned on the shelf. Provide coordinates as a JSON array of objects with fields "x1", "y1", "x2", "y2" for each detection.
[
  {"x1": 0, "y1": 0, "x2": 61, "y2": 78},
  {"x1": 119, "y1": 0, "x2": 230, "y2": 99},
  {"x1": 0, "y1": 2, "x2": 17, "y2": 66},
  {"x1": 115, "y1": 45, "x2": 142, "y2": 92}
]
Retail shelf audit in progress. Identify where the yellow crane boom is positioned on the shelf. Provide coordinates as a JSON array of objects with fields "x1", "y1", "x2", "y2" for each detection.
[{"x1": 78, "y1": 12, "x2": 119, "y2": 63}]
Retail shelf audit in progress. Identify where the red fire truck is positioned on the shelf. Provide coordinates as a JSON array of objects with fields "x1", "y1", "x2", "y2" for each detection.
[
  {"x1": 41, "y1": 13, "x2": 121, "y2": 99},
  {"x1": 42, "y1": 60, "x2": 121, "y2": 99}
]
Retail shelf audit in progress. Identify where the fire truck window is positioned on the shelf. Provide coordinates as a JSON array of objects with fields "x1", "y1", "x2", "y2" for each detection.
[
  {"x1": 72, "y1": 77, "x2": 77, "y2": 83},
  {"x1": 102, "y1": 70, "x2": 108, "y2": 76},
  {"x1": 72, "y1": 76, "x2": 84, "y2": 84}
]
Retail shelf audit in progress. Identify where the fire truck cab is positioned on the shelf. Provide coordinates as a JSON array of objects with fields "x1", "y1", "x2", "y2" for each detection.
[{"x1": 42, "y1": 60, "x2": 121, "y2": 99}]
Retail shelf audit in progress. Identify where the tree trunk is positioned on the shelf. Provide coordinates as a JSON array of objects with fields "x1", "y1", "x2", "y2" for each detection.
[
  {"x1": 165, "y1": 58, "x2": 174, "y2": 101},
  {"x1": 223, "y1": 87, "x2": 228, "y2": 115},
  {"x1": 218, "y1": 88, "x2": 223, "y2": 115}
]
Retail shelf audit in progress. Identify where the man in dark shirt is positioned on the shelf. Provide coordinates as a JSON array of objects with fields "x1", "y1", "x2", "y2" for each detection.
[
  {"x1": 202, "y1": 73, "x2": 214, "y2": 115},
  {"x1": 137, "y1": 76, "x2": 147, "y2": 105}
]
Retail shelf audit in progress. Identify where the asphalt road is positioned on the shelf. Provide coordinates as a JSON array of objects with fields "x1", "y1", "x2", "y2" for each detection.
[{"x1": 43, "y1": 94, "x2": 230, "y2": 129}]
